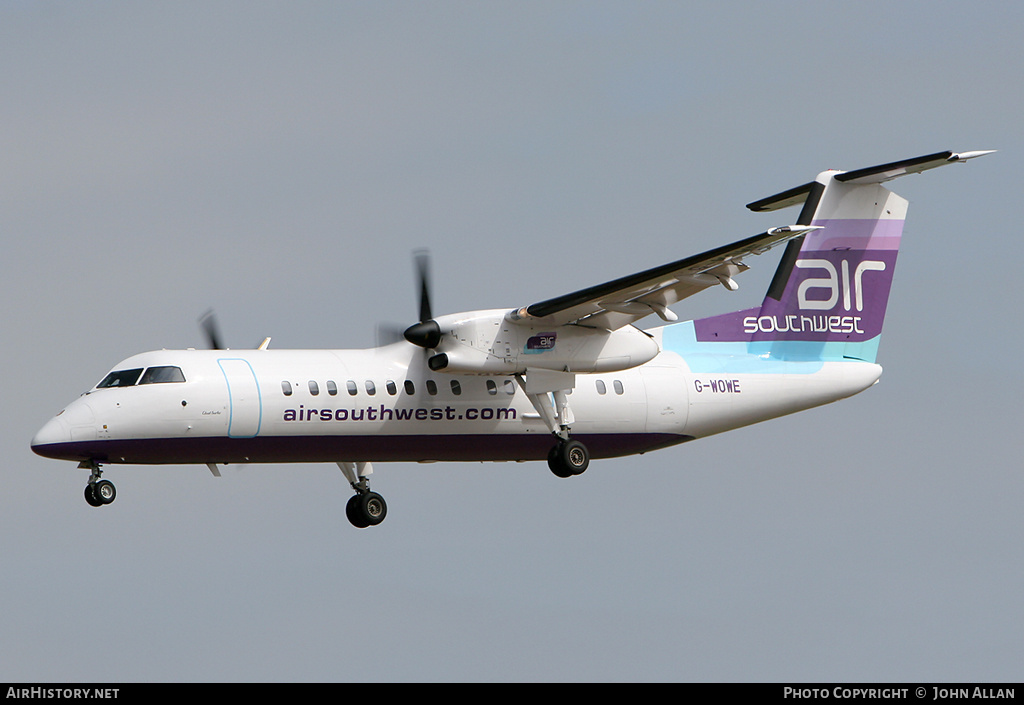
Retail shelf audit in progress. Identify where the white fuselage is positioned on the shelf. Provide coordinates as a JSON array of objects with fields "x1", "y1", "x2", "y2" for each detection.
[{"x1": 31, "y1": 326, "x2": 882, "y2": 467}]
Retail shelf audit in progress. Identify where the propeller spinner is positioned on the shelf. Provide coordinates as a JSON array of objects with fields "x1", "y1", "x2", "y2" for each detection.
[{"x1": 403, "y1": 249, "x2": 442, "y2": 349}]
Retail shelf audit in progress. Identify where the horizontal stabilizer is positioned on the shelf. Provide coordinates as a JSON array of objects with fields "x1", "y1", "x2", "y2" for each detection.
[
  {"x1": 836, "y1": 149, "x2": 995, "y2": 184},
  {"x1": 746, "y1": 150, "x2": 995, "y2": 211},
  {"x1": 746, "y1": 182, "x2": 816, "y2": 213}
]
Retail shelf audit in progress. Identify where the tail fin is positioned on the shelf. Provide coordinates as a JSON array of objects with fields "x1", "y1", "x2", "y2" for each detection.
[{"x1": 693, "y1": 150, "x2": 993, "y2": 363}]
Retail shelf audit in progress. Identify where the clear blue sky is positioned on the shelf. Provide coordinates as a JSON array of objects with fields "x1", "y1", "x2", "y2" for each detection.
[{"x1": 2, "y1": 1, "x2": 1019, "y2": 682}]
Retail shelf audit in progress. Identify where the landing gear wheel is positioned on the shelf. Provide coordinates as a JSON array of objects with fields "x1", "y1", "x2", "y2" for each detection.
[
  {"x1": 93, "y1": 479, "x2": 116, "y2": 505},
  {"x1": 346, "y1": 494, "x2": 368, "y2": 528},
  {"x1": 84, "y1": 484, "x2": 103, "y2": 507},
  {"x1": 346, "y1": 492, "x2": 387, "y2": 528},
  {"x1": 547, "y1": 439, "x2": 589, "y2": 478}
]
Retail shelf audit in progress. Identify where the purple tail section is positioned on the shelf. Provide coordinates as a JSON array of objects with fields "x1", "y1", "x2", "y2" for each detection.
[{"x1": 693, "y1": 172, "x2": 908, "y2": 362}]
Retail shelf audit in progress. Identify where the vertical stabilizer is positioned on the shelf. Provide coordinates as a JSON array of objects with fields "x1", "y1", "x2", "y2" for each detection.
[
  {"x1": 692, "y1": 150, "x2": 993, "y2": 362},
  {"x1": 755, "y1": 173, "x2": 906, "y2": 362}
]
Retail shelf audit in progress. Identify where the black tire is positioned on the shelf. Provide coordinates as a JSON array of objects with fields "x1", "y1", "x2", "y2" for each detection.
[
  {"x1": 346, "y1": 492, "x2": 387, "y2": 528},
  {"x1": 548, "y1": 439, "x2": 589, "y2": 477},
  {"x1": 346, "y1": 494, "x2": 369, "y2": 528},
  {"x1": 359, "y1": 492, "x2": 387, "y2": 526},
  {"x1": 93, "y1": 479, "x2": 116, "y2": 505},
  {"x1": 84, "y1": 484, "x2": 103, "y2": 507},
  {"x1": 562, "y1": 439, "x2": 589, "y2": 475},
  {"x1": 547, "y1": 443, "x2": 574, "y2": 478}
]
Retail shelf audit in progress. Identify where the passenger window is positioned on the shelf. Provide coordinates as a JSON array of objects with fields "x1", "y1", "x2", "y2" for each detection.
[
  {"x1": 450, "y1": 380, "x2": 462, "y2": 396},
  {"x1": 97, "y1": 368, "x2": 144, "y2": 388},
  {"x1": 309, "y1": 380, "x2": 319, "y2": 396},
  {"x1": 347, "y1": 380, "x2": 358, "y2": 396},
  {"x1": 365, "y1": 380, "x2": 376, "y2": 396},
  {"x1": 327, "y1": 380, "x2": 338, "y2": 396},
  {"x1": 282, "y1": 381, "x2": 293, "y2": 396},
  {"x1": 596, "y1": 380, "x2": 607, "y2": 395},
  {"x1": 426, "y1": 380, "x2": 437, "y2": 396},
  {"x1": 139, "y1": 366, "x2": 186, "y2": 384},
  {"x1": 404, "y1": 380, "x2": 415, "y2": 395},
  {"x1": 386, "y1": 380, "x2": 397, "y2": 395},
  {"x1": 504, "y1": 380, "x2": 515, "y2": 395},
  {"x1": 613, "y1": 380, "x2": 624, "y2": 395},
  {"x1": 486, "y1": 380, "x2": 497, "y2": 395}
]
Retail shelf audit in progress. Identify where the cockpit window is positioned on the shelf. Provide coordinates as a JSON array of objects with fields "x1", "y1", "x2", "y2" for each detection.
[
  {"x1": 97, "y1": 368, "x2": 144, "y2": 388},
  {"x1": 139, "y1": 366, "x2": 186, "y2": 384}
]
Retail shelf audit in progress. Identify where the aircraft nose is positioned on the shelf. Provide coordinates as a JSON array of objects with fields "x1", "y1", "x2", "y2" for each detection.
[{"x1": 31, "y1": 413, "x2": 71, "y2": 458}]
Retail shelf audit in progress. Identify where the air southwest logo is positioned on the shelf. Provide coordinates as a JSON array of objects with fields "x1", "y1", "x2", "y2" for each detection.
[
  {"x1": 283, "y1": 404, "x2": 516, "y2": 422},
  {"x1": 524, "y1": 332, "x2": 556, "y2": 354},
  {"x1": 743, "y1": 258, "x2": 887, "y2": 335}
]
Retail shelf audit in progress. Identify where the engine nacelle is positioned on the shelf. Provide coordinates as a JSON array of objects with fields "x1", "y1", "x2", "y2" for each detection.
[{"x1": 424, "y1": 310, "x2": 660, "y2": 375}]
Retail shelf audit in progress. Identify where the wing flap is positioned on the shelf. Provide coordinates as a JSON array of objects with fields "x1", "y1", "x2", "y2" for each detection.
[{"x1": 515, "y1": 225, "x2": 817, "y2": 329}]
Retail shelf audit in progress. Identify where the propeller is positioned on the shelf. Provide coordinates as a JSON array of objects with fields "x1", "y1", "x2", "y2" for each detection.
[
  {"x1": 403, "y1": 249, "x2": 442, "y2": 349},
  {"x1": 375, "y1": 322, "x2": 406, "y2": 347},
  {"x1": 415, "y1": 248, "x2": 432, "y2": 323},
  {"x1": 198, "y1": 308, "x2": 272, "y2": 350},
  {"x1": 198, "y1": 308, "x2": 224, "y2": 350}
]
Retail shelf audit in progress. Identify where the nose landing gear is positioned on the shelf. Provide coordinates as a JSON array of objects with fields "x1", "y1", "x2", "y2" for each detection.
[{"x1": 80, "y1": 461, "x2": 116, "y2": 507}]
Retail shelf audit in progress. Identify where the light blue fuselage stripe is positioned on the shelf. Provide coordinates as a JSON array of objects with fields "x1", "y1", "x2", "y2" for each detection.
[
  {"x1": 218, "y1": 358, "x2": 263, "y2": 438},
  {"x1": 660, "y1": 321, "x2": 881, "y2": 374}
]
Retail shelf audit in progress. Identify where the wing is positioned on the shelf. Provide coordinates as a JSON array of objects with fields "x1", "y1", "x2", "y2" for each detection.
[{"x1": 510, "y1": 225, "x2": 819, "y2": 330}]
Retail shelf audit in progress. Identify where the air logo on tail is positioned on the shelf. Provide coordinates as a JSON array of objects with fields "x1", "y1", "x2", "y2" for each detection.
[
  {"x1": 746, "y1": 245, "x2": 899, "y2": 342},
  {"x1": 795, "y1": 257, "x2": 886, "y2": 312},
  {"x1": 740, "y1": 250, "x2": 895, "y2": 336}
]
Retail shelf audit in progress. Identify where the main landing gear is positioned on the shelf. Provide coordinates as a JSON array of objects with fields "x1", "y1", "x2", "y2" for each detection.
[
  {"x1": 338, "y1": 461, "x2": 387, "y2": 528},
  {"x1": 547, "y1": 438, "x2": 590, "y2": 478},
  {"x1": 514, "y1": 372, "x2": 590, "y2": 479},
  {"x1": 345, "y1": 491, "x2": 387, "y2": 529},
  {"x1": 80, "y1": 460, "x2": 116, "y2": 507}
]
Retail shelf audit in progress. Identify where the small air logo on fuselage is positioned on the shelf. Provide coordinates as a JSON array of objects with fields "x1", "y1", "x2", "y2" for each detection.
[{"x1": 524, "y1": 332, "x2": 557, "y2": 354}]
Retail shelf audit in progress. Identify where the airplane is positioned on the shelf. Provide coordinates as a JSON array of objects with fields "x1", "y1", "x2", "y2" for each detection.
[{"x1": 31, "y1": 149, "x2": 993, "y2": 528}]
